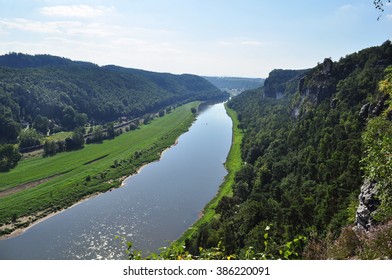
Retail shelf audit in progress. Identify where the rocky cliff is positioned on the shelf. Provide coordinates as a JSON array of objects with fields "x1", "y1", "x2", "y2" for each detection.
[
  {"x1": 355, "y1": 180, "x2": 380, "y2": 230},
  {"x1": 263, "y1": 69, "x2": 308, "y2": 98}
]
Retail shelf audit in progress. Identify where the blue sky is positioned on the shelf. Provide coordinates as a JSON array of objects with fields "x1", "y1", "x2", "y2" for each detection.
[{"x1": 0, "y1": 0, "x2": 391, "y2": 77}]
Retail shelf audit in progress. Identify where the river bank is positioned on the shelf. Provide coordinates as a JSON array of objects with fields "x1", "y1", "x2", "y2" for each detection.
[
  {"x1": 0, "y1": 192, "x2": 100, "y2": 240},
  {"x1": 0, "y1": 101, "x2": 233, "y2": 259},
  {"x1": 0, "y1": 102, "x2": 201, "y2": 238}
]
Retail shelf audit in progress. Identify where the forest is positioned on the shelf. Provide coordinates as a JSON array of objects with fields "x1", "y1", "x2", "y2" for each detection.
[
  {"x1": 1, "y1": 42, "x2": 391, "y2": 260},
  {"x1": 0, "y1": 53, "x2": 227, "y2": 171},
  {"x1": 202, "y1": 76, "x2": 264, "y2": 95},
  {"x1": 181, "y1": 41, "x2": 392, "y2": 259}
]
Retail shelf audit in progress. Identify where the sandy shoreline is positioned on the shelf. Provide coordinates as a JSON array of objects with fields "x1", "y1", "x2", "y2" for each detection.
[{"x1": 0, "y1": 193, "x2": 100, "y2": 241}]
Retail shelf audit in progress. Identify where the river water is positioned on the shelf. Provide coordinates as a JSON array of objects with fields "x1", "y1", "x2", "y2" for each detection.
[{"x1": 0, "y1": 102, "x2": 232, "y2": 260}]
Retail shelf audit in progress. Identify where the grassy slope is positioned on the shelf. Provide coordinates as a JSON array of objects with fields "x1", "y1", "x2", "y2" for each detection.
[
  {"x1": 176, "y1": 104, "x2": 243, "y2": 244},
  {"x1": 0, "y1": 102, "x2": 199, "y2": 230}
]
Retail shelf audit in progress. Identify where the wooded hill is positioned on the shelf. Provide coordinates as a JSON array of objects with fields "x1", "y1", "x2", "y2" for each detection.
[
  {"x1": 0, "y1": 53, "x2": 227, "y2": 144},
  {"x1": 203, "y1": 76, "x2": 264, "y2": 95},
  {"x1": 185, "y1": 40, "x2": 392, "y2": 259}
]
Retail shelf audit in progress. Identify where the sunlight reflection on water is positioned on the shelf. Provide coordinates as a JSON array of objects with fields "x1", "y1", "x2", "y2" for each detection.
[{"x1": 0, "y1": 102, "x2": 232, "y2": 260}]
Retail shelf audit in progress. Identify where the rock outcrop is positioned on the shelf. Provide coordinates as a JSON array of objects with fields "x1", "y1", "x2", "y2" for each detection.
[
  {"x1": 355, "y1": 180, "x2": 380, "y2": 230},
  {"x1": 371, "y1": 94, "x2": 389, "y2": 116},
  {"x1": 323, "y1": 58, "x2": 333, "y2": 74},
  {"x1": 359, "y1": 103, "x2": 370, "y2": 120},
  {"x1": 264, "y1": 69, "x2": 308, "y2": 99},
  {"x1": 359, "y1": 94, "x2": 389, "y2": 121},
  {"x1": 299, "y1": 58, "x2": 336, "y2": 104}
]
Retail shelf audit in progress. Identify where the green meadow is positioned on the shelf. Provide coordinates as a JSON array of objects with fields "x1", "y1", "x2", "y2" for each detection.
[{"x1": 0, "y1": 102, "x2": 200, "y2": 234}]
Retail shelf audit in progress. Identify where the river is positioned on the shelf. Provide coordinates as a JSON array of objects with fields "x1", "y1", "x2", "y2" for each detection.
[{"x1": 0, "y1": 102, "x2": 232, "y2": 260}]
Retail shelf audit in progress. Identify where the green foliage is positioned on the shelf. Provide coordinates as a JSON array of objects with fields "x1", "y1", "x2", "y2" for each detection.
[
  {"x1": 0, "y1": 144, "x2": 21, "y2": 172},
  {"x1": 184, "y1": 41, "x2": 392, "y2": 259},
  {"x1": 43, "y1": 140, "x2": 59, "y2": 156},
  {"x1": 0, "y1": 116, "x2": 20, "y2": 143},
  {"x1": 361, "y1": 66, "x2": 392, "y2": 219},
  {"x1": 264, "y1": 69, "x2": 308, "y2": 98},
  {"x1": 362, "y1": 66, "x2": 392, "y2": 182},
  {"x1": 33, "y1": 115, "x2": 50, "y2": 134},
  {"x1": 362, "y1": 117, "x2": 392, "y2": 182},
  {"x1": 106, "y1": 122, "x2": 115, "y2": 139},
  {"x1": 202, "y1": 76, "x2": 264, "y2": 94},
  {"x1": 18, "y1": 128, "x2": 41, "y2": 148},
  {"x1": 319, "y1": 220, "x2": 392, "y2": 260},
  {"x1": 123, "y1": 225, "x2": 306, "y2": 260},
  {"x1": 64, "y1": 127, "x2": 85, "y2": 151},
  {"x1": 0, "y1": 53, "x2": 227, "y2": 146},
  {"x1": 0, "y1": 102, "x2": 199, "y2": 234},
  {"x1": 0, "y1": 86, "x2": 21, "y2": 143},
  {"x1": 90, "y1": 126, "x2": 104, "y2": 143}
]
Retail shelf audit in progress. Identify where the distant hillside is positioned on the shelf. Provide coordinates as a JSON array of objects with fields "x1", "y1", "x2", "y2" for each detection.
[
  {"x1": 0, "y1": 53, "x2": 96, "y2": 68},
  {"x1": 203, "y1": 76, "x2": 264, "y2": 95},
  {"x1": 0, "y1": 53, "x2": 227, "y2": 143}
]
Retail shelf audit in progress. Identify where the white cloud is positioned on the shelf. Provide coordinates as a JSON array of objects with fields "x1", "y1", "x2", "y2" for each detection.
[
  {"x1": 240, "y1": 40, "x2": 264, "y2": 46},
  {"x1": 219, "y1": 38, "x2": 264, "y2": 47},
  {"x1": 218, "y1": 41, "x2": 234, "y2": 46},
  {"x1": 338, "y1": 4, "x2": 353, "y2": 12},
  {"x1": 0, "y1": 18, "x2": 117, "y2": 37},
  {"x1": 0, "y1": 18, "x2": 71, "y2": 33},
  {"x1": 40, "y1": 5, "x2": 115, "y2": 18}
]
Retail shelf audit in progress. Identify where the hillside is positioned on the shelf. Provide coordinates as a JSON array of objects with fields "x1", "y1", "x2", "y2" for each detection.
[
  {"x1": 183, "y1": 41, "x2": 392, "y2": 259},
  {"x1": 203, "y1": 76, "x2": 264, "y2": 96},
  {"x1": 0, "y1": 53, "x2": 227, "y2": 145}
]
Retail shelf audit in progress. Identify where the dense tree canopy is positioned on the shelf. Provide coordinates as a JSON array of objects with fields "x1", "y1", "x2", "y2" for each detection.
[
  {"x1": 0, "y1": 53, "x2": 227, "y2": 152},
  {"x1": 186, "y1": 41, "x2": 392, "y2": 258},
  {"x1": 0, "y1": 144, "x2": 21, "y2": 171}
]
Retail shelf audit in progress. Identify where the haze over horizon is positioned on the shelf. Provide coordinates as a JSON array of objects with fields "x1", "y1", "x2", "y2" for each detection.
[{"x1": 0, "y1": 0, "x2": 391, "y2": 78}]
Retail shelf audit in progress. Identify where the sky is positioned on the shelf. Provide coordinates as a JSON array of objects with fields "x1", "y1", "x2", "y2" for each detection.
[{"x1": 0, "y1": 0, "x2": 391, "y2": 78}]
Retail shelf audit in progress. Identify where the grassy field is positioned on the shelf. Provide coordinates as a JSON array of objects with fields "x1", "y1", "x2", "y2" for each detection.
[
  {"x1": 0, "y1": 102, "x2": 200, "y2": 234},
  {"x1": 175, "y1": 103, "x2": 243, "y2": 245},
  {"x1": 45, "y1": 131, "x2": 73, "y2": 142}
]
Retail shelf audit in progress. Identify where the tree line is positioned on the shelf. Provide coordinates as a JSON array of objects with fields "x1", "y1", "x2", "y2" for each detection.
[{"x1": 0, "y1": 53, "x2": 228, "y2": 171}]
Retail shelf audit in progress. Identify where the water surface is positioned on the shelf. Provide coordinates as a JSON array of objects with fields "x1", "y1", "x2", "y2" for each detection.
[{"x1": 0, "y1": 102, "x2": 232, "y2": 259}]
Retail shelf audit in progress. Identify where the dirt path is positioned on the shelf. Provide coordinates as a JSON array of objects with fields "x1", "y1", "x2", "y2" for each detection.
[{"x1": 0, "y1": 174, "x2": 62, "y2": 198}]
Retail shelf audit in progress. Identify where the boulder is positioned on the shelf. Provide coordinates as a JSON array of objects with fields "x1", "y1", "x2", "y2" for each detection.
[
  {"x1": 371, "y1": 94, "x2": 389, "y2": 116},
  {"x1": 359, "y1": 103, "x2": 370, "y2": 120}
]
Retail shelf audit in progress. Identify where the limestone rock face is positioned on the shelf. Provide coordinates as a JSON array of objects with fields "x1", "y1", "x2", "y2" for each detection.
[{"x1": 355, "y1": 180, "x2": 380, "y2": 230}]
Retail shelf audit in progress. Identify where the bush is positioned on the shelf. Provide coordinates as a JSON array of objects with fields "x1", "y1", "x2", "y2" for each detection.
[
  {"x1": 327, "y1": 227, "x2": 361, "y2": 259},
  {"x1": 43, "y1": 140, "x2": 59, "y2": 156},
  {"x1": 0, "y1": 144, "x2": 22, "y2": 172},
  {"x1": 360, "y1": 220, "x2": 392, "y2": 259},
  {"x1": 19, "y1": 128, "x2": 40, "y2": 148}
]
